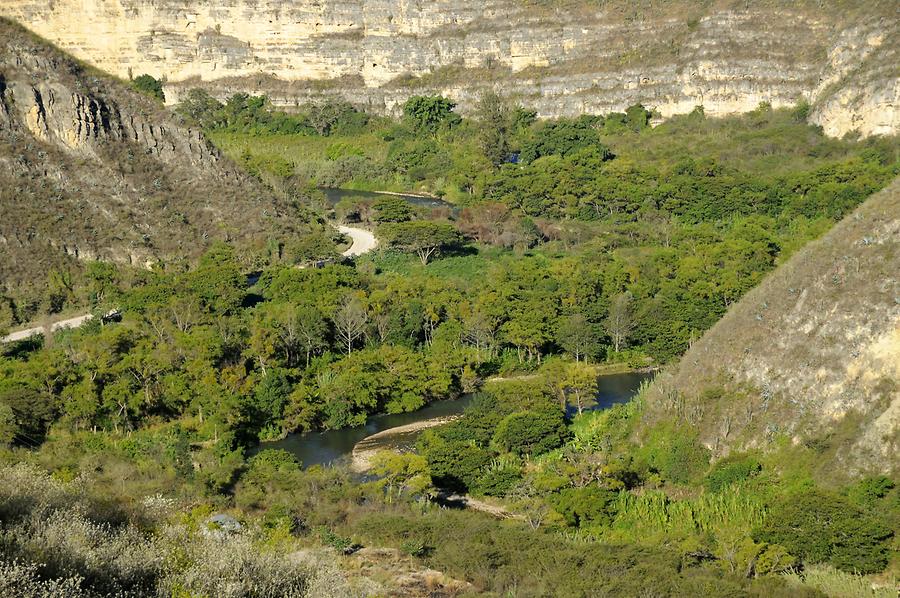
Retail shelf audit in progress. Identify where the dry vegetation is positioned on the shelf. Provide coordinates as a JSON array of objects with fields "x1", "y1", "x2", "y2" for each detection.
[
  {"x1": 0, "y1": 18, "x2": 317, "y2": 303},
  {"x1": 644, "y1": 178, "x2": 900, "y2": 477}
]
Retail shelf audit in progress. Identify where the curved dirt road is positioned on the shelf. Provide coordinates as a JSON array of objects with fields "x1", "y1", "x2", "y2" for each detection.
[
  {"x1": 2, "y1": 314, "x2": 95, "y2": 343},
  {"x1": 338, "y1": 225, "x2": 378, "y2": 257},
  {"x1": 3, "y1": 228, "x2": 377, "y2": 344}
]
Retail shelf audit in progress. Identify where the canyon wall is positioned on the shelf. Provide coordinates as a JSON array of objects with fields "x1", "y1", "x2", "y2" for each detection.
[{"x1": 1, "y1": 0, "x2": 896, "y2": 137}]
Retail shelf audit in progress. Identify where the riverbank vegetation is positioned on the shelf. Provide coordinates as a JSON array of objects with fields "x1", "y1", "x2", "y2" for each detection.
[{"x1": 2, "y1": 91, "x2": 898, "y2": 595}]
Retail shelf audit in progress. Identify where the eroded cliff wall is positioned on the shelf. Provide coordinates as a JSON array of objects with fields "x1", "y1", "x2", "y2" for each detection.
[{"x1": 1, "y1": 0, "x2": 896, "y2": 137}]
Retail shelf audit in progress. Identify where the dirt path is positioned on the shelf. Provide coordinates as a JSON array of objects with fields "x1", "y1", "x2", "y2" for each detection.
[
  {"x1": 3, "y1": 227, "x2": 376, "y2": 344},
  {"x1": 434, "y1": 492, "x2": 519, "y2": 520},
  {"x1": 338, "y1": 225, "x2": 378, "y2": 257},
  {"x1": 2, "y1": 313, "x2": 94, "y2": 343}
]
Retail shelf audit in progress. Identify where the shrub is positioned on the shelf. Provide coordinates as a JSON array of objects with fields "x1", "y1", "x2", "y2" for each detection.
[
  {"x1": 316, "y1": 527, "x2": 360, "y2": 555},
  {"x1": 422, "y1": 436, "x2": 491, "y2": 493},
  {"x1": 400, "y1": 538, "x2": 431, "y2": 557},
  {"x1": 846, "y1": 475, "x2": 895, "y2": 506},
  {"x1": 703, "y1": 455, "x2": 761, "y2": 492},
  {"x1": 131, "y1": 74, "x2": 165, "y2": 102},
  {"x1": 491, "y1": 406, "x2": 568, "y2": 457},
  {"x1": 753, "y1": 489, "x2": 893, "y2": 573},
  {"x1": 784, "y1": 564, "x2": 897, "y2": 598},
  {"x1": 640, "y1": 425, "x2": 710, "y2": 485},
  {"x1": 471, "y1": 466, "x2": 522, "y2": 497},
  {"x1": 519, "y1": 119, "x2": 611, "y2": 163},
  {"x1": 550, "y1": 486, "x2": 618, "y2": 528}
]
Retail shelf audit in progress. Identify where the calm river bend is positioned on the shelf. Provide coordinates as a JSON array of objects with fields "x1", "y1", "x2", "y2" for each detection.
[{"x1": 264, "y1": 371, "x2": 653, "y2": 469}]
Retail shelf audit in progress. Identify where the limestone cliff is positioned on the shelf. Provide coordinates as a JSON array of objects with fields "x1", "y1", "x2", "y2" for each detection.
[
  {"x1": 644, "y1": 178, "x2": 899, "y2": 476},
  {"x1": 0, "y1": 0, "x2": 896, "y2": 137},
  {"x1": 0, "y1": 19, "x2": 308, "y2": 294}
]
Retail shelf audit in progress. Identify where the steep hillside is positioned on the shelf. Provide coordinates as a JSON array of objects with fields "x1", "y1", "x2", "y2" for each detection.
[
  {"x1": 644, "y1": 178, "x2": 899, "y2": 476},
  {"x1": 1, "y1": 0, "x2": 896, "y2": 137},
  {"x1": 0, "y1": 19, "x2": 311, "y2": 295}
]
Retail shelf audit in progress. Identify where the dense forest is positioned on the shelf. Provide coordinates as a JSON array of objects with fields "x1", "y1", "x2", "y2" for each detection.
[{"x1": 1, "y1": 85, "x2": 898, "y2": 596}]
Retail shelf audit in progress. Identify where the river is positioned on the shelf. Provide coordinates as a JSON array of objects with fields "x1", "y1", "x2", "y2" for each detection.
[
  {"x1": 320, "y1": 188, "x2": 455, "y2": 212},
  {"x1": 264, "y1": 371, "x2": 653, "y2": 468}
]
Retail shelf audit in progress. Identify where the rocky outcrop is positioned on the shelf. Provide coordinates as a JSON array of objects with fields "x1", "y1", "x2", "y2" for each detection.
[
  {"x1": 0, "y1": 0, "x2": 896, "y2": 137},
  {"x1": 0, "y1": 18, "x2": 309, "y2": 294},
  {"x1": 1, "y1": 44, "x2": 221, "y2": 165},
  {"x1": 644, "y1": 179, "x2": 900, "y2": 476}
]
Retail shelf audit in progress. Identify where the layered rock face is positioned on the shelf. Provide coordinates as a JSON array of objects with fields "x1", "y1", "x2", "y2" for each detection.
[
  {"x1": 645, "y1": 179, "x2": 899, "y2": 476},
  {"x1": 1, "y1": 0, "x2": 896, "y2": 137},
  {"x1": 0, "y1": 19, "x2": 306, "y2": 293}
]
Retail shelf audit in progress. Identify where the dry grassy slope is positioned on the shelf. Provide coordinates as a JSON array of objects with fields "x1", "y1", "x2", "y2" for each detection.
[
  {"x1": 645, "y1": 178, "x2": 900, "y2": 476},
  {"x1": 0, "y1": 19, "x2": 309, "y2": 294}
]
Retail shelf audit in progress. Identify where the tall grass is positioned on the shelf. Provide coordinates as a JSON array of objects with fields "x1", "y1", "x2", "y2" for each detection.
[
  {"x1": 610, "y1": 486, "x2": 766, "y2": 538},
  {"x1": 784, "y1": 564, "x2": 898, "y2": 598}
]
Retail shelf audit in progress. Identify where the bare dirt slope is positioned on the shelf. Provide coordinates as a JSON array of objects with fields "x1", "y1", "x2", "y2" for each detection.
[{"x1": 644, "y1": 178, "x2": 899, "y2": 476}]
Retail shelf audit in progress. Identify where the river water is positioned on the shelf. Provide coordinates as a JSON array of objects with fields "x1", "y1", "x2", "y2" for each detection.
[
  {"x1": 320, "y1": 188, "x2": 455, "y2": 212},
  {"x1": 264, "y1": 371, "x2": 653, "y2": 468}
]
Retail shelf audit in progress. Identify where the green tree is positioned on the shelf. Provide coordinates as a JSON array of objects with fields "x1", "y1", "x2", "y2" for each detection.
[
  {"x1": 333, "y1": 294, "x2": 368, "y2": 354},
  {"x1": 188, "y1": 244, "x2": 245, "y2": 315},
  {"x1": 491, "y1": 406, "x2": 568, "y2": 457},
  {"x1": 605, "y1": 291, "x2": 634, "y2": 353},
  {"x1": 624, "y1": 103, "x2": 652, "y2": 132},
  {"x1": 0, "y1": 296, "x2": 14, "y2": 334},
  {"x1": 45, "y1": 269, "x2": 74, "y2": 314},
  {"x1": 0, "y1": 402, "x2": 18, "y2": 446},
  {"x1": 306, "y1": 101, "x2": 368, "y2": 136},
  {"x1": 368, "y1": 450, "x2": 432, "y2": 501},
  {"x1": 402, "y1": 96, "x2": 459, "y2": 136},
  {"x1": 132, "y1": 74, "x2": 165, "y2": 102},
  {"x1": 556, "y1": 313, "x2": 600, "y2": 361},
  {"x1": 561, "y1": 361, "x2": 599, "y2": 414},
  {"x1": 176, "y1": 88, "x2": 224, "y2": 128},
  {"x1": 286, "y1": 230, "x2": 340, "y2": 264},
  {"x1": 519, "y1": 119, "x2": 611, "y2": 164},
  {"x1": 475, "y1": 91, "x2": 510, "y2": 167},
  {"x1": 381, "y1": 221, "x2": 462, "y2": 265},
  {"x1": 704, "y1": 455, "x2": 761, "y2": 492},
  {"x1": 372, "y1": 196, "x2": 413, "y2": 223},
  {"x1": 421, "y1": 434, "x2": 491, "y2": 493},
  {"x1": 550, "y1": 486, "x2": 618, "y2": 528}
]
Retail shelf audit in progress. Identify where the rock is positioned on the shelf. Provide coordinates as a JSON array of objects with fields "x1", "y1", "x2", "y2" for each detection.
[
  {"x1": 1, "y1": 1, "x2": 896, "y2": 137},
  {"x1": 202, "y1": 513, "x2": 243, "y2": 539},
  {"x1": 643, "y1": 179, "x2": 900, "y2": 476}
]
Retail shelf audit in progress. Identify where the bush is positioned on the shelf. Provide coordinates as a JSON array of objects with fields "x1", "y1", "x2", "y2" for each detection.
[
  {"x1": 550, "y1": 486, "x2": 618, "y2": 528},
  {"x1": 640, "y1": 425, "x2": 710, "y2": 485},
  {"x1": 471, "y1": 466, "x2": 522, "y2": 497},
  {"x1": 400, "y1": 538, "x2": 431, "y2": 557},
  {"x1": 784, "y1": 564, "x2": 898, "y2": 598},
  {"x1": 422, "y1": 437, "x2": 491, "y2": 493},
  {"x1": 491, "y1": 406, "x2": 568, "y2": 457},
  {"x1": 846, "y1": 475, "x2": 895, "y2": 506},
  {"x1": 519, "y1": 119, "x2": 611, "y2": 163},
  {"x1": 753, "y1": 489, "x2": 893, "y2": 573},
  {"x1": 703, "y1": 455, "x2": 761, "y2": 492},
  {"x1": 316, "y1": 527, "x2": 360, "y2": 555},
  {"x1": 132, "y1": 74, "x2": 165, "y2": 102}
]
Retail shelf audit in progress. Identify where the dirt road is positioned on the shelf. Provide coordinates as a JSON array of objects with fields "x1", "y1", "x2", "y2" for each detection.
[
  {"x1": 2, "y1": 314, "x2": 95, "y2": 343},
  {"x1": 338, "y1": 225, "x2": 378, "y2": 257}
]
